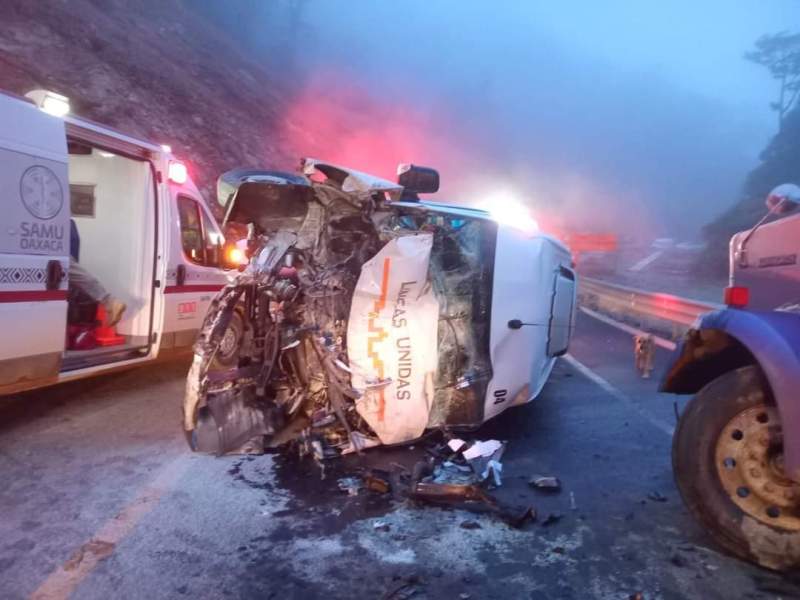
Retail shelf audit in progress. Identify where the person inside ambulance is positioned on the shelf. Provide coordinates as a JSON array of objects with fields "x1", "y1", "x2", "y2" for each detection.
[{"x1": 68, "y1": 219, "x2": 126, "y2": 326}]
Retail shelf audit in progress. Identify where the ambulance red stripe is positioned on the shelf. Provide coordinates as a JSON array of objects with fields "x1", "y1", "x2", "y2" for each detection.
[
  {"x1": 0, "y1": 290, "x2": 69, "y2": 303},
  {"x1": 163, "y1": 284, "x2": 225, "y2": 294}
]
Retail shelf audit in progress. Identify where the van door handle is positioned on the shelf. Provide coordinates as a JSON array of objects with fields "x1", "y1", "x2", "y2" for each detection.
[
  {"x1": 46, "y1": 260, "x2": 64, "y2": 291},
  {"x1": 176, "y1": 264, "x2": 186, "y2": 286}
]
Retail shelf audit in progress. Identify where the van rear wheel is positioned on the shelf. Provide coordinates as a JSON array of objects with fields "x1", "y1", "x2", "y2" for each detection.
[{"x1": 673, "y1": 365, "x2": 800, "y2": 570}]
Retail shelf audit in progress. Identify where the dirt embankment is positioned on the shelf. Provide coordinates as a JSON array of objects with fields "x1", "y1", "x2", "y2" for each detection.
[{"x1": 0, "y1": 0, "x2": 302, "y2": 208}]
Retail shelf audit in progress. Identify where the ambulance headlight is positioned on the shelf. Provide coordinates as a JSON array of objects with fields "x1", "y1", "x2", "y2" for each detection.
[
  {"x1": 223, "y1": 242, "x2": 249, "y2": 270},
  {"x1": 227, "y1": 246, "x2": 247, "y2": 265},
  {"x1": 25, "y1": 89, "x2": 71, "y2": 117}
]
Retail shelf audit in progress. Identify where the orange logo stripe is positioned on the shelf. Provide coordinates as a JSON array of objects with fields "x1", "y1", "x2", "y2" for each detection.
[{"x1": 366, "y1": 257, "x2": 391, "y2": 421}]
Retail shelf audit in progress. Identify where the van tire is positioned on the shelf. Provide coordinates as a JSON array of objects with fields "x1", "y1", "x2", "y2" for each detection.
[
  {"x1": 210, "y1": 310, "x2": 243, "y2": 370},
  {"x1": 673, "y1": 365, "x2": 800, "y2": 571}
]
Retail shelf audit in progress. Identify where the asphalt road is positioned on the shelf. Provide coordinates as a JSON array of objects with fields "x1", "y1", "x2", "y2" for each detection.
[{"x1": 2, "y1": 313, "x2": 800, "y2": 599}]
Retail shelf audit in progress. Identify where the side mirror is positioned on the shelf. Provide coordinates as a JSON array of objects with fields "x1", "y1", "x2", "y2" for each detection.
[
  {"x1": 766, "y1": 183, "x2": 800, "y2": 214},
  {"x1": 737, "y1": 183, "x2": 800, "y2": 268},
  {"x1": 397, "y1": 164, "x2": 439, "y2": 196}
]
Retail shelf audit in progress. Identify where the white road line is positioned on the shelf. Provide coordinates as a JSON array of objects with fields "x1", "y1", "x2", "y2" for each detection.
[
  {"x1": 563, "y1": 353, "x2": 675, "y2": 437},
  {"x1": 629, "y1": 250, "x2": 663, "y2": 272},
  {"x1": 579, "y1": 306, "x2": 677, "y2": 351},
  {"x1": 29, "y1": 452, "x2": 189, "y2": 600}
]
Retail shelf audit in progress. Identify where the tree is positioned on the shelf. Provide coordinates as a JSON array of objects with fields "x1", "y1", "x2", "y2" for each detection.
[{"x1": 746, "y1": 31, "x2": 800, "y2": 131}]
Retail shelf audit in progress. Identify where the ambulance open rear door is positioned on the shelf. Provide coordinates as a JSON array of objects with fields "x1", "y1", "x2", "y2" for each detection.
[{"x1": 0, "y1": 95, "x2": 69, "y2": 393}]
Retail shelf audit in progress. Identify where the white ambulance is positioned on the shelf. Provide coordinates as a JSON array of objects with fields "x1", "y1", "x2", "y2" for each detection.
[{"x1": 0, "y1": 89, "x2": 232, "y2": 395}]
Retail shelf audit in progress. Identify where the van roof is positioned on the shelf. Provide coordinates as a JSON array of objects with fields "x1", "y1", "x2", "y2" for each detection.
[
  {"x1": 0, "y1": 89, "x2": 165, "y2": 161},
  {"x1": 64, "y1": 113, "x2": 162, "y2": 154},
  {"x1": 0, "y1": 92, "x2": 67, "y2": 163}
]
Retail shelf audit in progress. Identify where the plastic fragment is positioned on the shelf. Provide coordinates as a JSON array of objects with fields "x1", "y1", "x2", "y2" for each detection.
[
  {"x1": 448, "y1": 438, "x2": 467, "y2": 452},
  {"x1": 528, "y1": 475, "x2": 561, "y2": 492},
  {"x1": 365, "y1": 472, "x2": 391, "y2": 494}
]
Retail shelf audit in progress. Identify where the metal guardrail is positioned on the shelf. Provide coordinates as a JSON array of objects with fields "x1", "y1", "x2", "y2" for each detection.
[{"x1": 578, "y1": 277, "x2": 723, "y2": 341}]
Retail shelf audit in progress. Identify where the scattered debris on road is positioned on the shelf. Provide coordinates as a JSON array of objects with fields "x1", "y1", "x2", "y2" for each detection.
[
  {"x1": 364, "y1": 471, "x2": 391, "y2": 494},
  {"x1": 647, "y1": 491, "x2": 668, "y2": 503},
  {"x1": 337, "y1": 476, "x2": 361, "y2": 496},
  {"x1": 373, "y1": 520, "x2": 391, "y2": 532},
  {"x1": 317, "y1": 435, "x2": 545, "y2": 528},
  {"x1": 408, "y1": 479, "x2": 536, "y2": 528},
  {"x1": 383, "y1": 575, "x2": 423, "y2": 600},
  {"x1": 541, "y1": 513, "x2": 563, "y2": 527},
  {"x1": 528, "y1": 474, "x2": 561, "y2": 492},
  {"x1": 669, "y1": 553, "x2": 687, "y2": 568},
  {"x1": 437, "y1": 437, "x2": 506, "y2": 486}
]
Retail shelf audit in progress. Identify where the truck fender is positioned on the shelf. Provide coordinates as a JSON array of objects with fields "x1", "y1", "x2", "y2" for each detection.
[{"x1": 661, "y1": 308, "x2": 800, "y2": 480}]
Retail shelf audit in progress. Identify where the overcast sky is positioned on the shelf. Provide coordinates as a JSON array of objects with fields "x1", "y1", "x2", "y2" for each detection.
[
  {"x1": 236, "y1": 1, "x2": 800, "y2": 237},
  {"x1": 528, "y1": 1, "x2": 799, "y2": 135}
]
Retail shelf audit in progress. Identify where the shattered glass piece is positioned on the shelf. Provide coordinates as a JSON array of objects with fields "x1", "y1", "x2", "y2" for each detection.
[
  {"x1": 431, "y1": 462, "x2": 477, "y2": 486},
  {"x1": 337, "y1": 477, "x2": 362, "y2": 496}
]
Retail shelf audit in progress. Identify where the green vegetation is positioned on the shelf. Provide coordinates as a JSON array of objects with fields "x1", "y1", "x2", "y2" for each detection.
[{"x1": 700, "y1": 31, "x2": 800, "y2": 275}]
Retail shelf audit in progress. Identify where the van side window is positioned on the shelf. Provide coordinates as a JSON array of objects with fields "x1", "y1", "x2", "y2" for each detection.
[
  {"x1": 177, "y1": 196, "x2": 219, "y2": 266},
  {"x1": 177, "y1": 196, "x2": 206, "y2": 264}
]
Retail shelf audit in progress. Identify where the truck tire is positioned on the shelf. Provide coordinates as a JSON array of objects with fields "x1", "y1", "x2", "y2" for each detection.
[{"x1": 673, "y1": 365, "x2": 800, "y2": 570}]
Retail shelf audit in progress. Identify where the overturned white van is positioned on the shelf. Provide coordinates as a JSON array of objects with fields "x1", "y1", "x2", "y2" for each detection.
[
  {"x1": 183, "y1": 160, "x2": 576, "y2": 454},
  {"x1": 0, "y1": 90, "x2": 232, "y2": 394}
]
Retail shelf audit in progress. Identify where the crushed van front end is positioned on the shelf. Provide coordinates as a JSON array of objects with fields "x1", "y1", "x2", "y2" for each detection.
[{"x1": 183, "y1": 163, "x2": 497, "y2": 456}]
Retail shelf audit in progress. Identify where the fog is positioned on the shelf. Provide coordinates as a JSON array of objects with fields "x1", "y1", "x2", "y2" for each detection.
[{"x1": 211, "y1": 1, "x2": 799, "y2": 239}]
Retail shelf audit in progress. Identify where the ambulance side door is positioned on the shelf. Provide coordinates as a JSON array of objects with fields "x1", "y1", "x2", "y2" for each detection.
[
  {"x1": 0, "y1": 103, "x2": 70, "y2": 392},
  {"x1": 160, "y1": 192, "x2": 227, "y2": 350}
]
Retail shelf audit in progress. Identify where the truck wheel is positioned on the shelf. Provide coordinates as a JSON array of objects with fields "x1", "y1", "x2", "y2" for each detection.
[
  {"x1": 210, "y1": 310, "x2": 243, "y2": 369},
  {"x1": 673, "y1": 365, "x2": 800, "y2": 570}
]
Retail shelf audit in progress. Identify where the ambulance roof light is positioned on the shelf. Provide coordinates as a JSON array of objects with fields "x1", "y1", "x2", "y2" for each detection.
[
  {"x1": 168, "y1": 161, "x2": 188, "y2": 185},
  {"x1": 25, "y1": 89, "x2": 70, "y2": 117}
]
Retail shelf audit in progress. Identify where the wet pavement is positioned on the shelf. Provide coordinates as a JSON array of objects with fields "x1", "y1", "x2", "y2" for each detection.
[{"x1": 2, "y1": 314, "x2": 800, "y2": 599}]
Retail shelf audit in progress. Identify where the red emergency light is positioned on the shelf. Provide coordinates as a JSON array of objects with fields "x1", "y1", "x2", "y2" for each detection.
[
  {"x1": 724, "y1": 286, "x2": 749, "y2": 308},
  {"x1": 168, "y1": 161, "x2": 188, "y2": 185}
]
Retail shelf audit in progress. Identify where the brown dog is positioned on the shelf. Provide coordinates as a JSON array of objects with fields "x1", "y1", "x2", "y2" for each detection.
[{"x1": 634, "y1": 334, "x2": 655, "y2": 378}]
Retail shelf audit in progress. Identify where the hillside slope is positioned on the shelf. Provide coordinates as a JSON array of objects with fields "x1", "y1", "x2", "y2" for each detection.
[
  {"x1": 701, "y1": 107, "x2": 800, "y2": 274},
  {"x1": 0, "y1": 0, "x2": 301, "y2": 208}
]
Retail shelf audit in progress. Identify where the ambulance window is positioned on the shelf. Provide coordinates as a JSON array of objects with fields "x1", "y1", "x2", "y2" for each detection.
[{"x1": 178, "y1": 196, "x2": 211, "y2": 265}]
